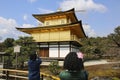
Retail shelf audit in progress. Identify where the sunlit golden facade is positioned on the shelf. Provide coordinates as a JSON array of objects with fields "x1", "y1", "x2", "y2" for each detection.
[{"x1": 16, "y1": 8, "x2": 86, "y2": 58}]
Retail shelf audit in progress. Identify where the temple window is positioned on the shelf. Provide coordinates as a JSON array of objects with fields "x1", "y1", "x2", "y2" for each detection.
[
  {"x1": 46, "y1": 21, "x2": 49, "y2": 26},
  {"x1": 61, "y1": 20, "x2": 65, "y2": 24}
]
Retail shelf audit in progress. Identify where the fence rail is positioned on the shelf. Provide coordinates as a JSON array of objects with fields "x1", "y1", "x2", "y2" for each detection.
[{"x1": 0, "y1": 69, "x2": 60, "y2": 80}]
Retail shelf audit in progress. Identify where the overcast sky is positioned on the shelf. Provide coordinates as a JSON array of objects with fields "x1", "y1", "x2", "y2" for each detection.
[{"x1": 0, "y1": 0, "x2": 120, "y2": 41}]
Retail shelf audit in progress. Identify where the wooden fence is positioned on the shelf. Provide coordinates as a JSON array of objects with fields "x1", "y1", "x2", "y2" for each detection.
[{"x1": 0, "y1": 69, "x2": 60, "y2": 80}]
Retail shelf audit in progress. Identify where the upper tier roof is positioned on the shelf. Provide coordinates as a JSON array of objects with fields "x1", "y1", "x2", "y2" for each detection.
[
  {"x1": 16, "y1": 21, "x2": 86, "y2": 38},
  {"x1": 32, "y1": 8, "x2": 78, "y2": 23}
]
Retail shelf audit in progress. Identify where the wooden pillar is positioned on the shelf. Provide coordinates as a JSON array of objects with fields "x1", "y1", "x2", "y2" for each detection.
[{"x1": 58, "y1": 42, "x2": 60, "y2": 58}]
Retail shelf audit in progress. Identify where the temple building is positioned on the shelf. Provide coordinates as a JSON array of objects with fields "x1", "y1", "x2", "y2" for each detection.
[{"x1": 16, "y1": 8, "x2": 86, "y2": 58}]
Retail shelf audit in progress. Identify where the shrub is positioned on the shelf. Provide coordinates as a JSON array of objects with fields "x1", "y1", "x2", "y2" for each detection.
[
  {"x1": 112, "y1": 77, "x2": 120, "y2": 80},
  {"x1": 48, "y1": 60, "x2": 60, "y2": 75}
]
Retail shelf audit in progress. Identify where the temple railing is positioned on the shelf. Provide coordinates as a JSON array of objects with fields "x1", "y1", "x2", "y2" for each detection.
[{"x1": 0, "y1": 69, "x2": 60, "y2": 80}]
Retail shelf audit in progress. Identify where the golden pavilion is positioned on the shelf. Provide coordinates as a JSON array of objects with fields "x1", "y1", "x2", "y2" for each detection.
[{"x1": 16, "y1": 8, "x2": 86, "y2": 58}]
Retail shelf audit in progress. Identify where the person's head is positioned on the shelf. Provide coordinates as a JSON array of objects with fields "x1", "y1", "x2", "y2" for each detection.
[
  {"x1": 63, "y1": 52, "x2": 84, "y2": 71},
  {"x1": 29, "y1": 53, "x2": 37, "y2": 61}
]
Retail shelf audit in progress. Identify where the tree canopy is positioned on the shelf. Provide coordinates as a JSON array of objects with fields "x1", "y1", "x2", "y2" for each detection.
[
  {"x1": 0, "y1": 36, "x2": 37, "y2": 69},
  {"x1": 108, "y1": 26, "x2": 120, "y2": 47}
]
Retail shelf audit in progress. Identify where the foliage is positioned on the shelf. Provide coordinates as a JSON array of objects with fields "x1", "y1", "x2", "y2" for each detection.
[
  {"x1": 108, "y1": 26, "x2": 120, "y2": 47},
  {"x1": 0, "y1": 42, "x2": 5, "y2": 52},
  {"x1": 48, "y1": 60, "x2": 61, "y2": 75},
  {"x1": 14, "y1": 36, "x2": 37, "y2": 69},
  {"x1": 112, "y1": 77, "x2": 120, "y2": 80},
  {"x1": 0, "y1": 38, "x2": 15, "y2": 68},
  {"x1": 106, "y1": 26, "x2": 120, "y2": 59},
  {"x1": 80, "y1": 37, "x2": 108, "y2": 60},
  {"x1": 0, "y1": 38, "x2": 14, "y2": 52},
  {"x1": 80, "y1": 26, "x2": 120, "y2": 60},
  {"x1": 0, "y1": 36, "x2": 37, "y2": 69},
  {"x1": 3, "y1": 38, "x2": 14, "y2": 48}
]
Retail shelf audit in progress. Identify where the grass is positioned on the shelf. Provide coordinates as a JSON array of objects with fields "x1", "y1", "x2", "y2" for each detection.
[
  {"x1": 85, "y1": 63, "x2": 120, "y2": 79},
  {"x1": 40, "y1": 63, "x2": 120, "y2": 80}
]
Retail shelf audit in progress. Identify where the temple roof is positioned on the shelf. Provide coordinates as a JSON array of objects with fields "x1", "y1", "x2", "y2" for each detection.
[
  {"x1": 16, "y1": 21, "x2": 86, "y2": 38},
  {"x1": 32, "y1": 8, "x2": 78, "y2": 23}
]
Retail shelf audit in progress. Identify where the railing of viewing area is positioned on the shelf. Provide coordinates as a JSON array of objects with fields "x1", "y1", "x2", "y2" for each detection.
[{"x1": 0, "y1": 68, "x2": 60, "y2": 80}]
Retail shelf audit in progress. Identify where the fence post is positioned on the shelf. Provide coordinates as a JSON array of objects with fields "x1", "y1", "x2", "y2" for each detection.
[
  {"x1": 41, "y1": 74, "x2": 43, "y2": 80},
  {"x1": 6, "y1": 70, "x2": 9, "y2": 80}
]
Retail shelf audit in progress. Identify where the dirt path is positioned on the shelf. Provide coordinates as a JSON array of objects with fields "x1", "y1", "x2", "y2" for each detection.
[
  {"x1": 84, "y1": 59, "x2": 108, "y2": 66},
  {"x1": 84, "y1": 59, "x2": 120, "y2": 66}
]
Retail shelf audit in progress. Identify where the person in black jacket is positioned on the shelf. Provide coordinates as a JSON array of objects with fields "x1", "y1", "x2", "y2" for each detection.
[{"x1": 28, "y1": 52, "x2": 42, "y2": 80}]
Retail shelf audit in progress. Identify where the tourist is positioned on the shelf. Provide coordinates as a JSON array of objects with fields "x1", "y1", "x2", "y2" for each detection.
[
  {"x1": 59, "y1": 52, "x2": 88, "y2": 80},
  {"x1": 28, "y1": 52, "x2": 42, "y2": 80}
]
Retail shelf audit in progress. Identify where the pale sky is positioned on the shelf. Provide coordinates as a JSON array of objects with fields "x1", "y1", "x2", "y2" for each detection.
[{"x1": 0, "y1": 0, "x2": 120, "y2": 41}]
